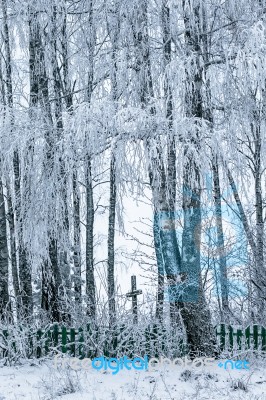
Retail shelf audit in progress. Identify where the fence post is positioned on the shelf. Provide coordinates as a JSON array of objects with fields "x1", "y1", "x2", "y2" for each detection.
[
  {"x1": 86, "y1": 324, "x2": 92, "y2": 358},
  {"x1": 52, "y1": 324, "x2": 59, "y2": 355},
  {"x1": 45, "y1": 329, "x2": 51, "y2": 355},
  {"x1": 78, "y1": 327, "x2": 84, "y2": 359},
  {"x1": 153, "y1": 323, "x2": 158, "y2": 358},
  {"x1": 61, "y1": 326, "x2": 67, "y2": 354},
  {"x1": 37, "y1": 329, "x2": 42, "y2": 358},
  {"x1": 228, "y1": 325, "x2": 233, "y2": 350},
  {"x1": 262, "y1": 327, "x2": 266, "y2": 351},
  {"x1": 253, "y1": 325, "x2": 258, "y2": 350},
  {"x1": 70, "y1": 328, "x2": 76, "y2": 357},
  {"x1": 220, "y1": 324, "x2": 226, "y2": 351},
  {"x1": 245, "y1": 326, "x2": 250, "y2": 350},
  {"x1": 236, "y1": 328, "x2": 242, "y2": 351}
]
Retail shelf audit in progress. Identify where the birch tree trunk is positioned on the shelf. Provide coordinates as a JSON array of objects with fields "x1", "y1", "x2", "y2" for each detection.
[{"x1": 58, "y1": 4, "x2": 81, "y2": 306}]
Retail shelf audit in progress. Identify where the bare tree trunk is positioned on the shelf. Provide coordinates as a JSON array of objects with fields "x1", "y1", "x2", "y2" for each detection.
[
  {"x1": 73, "y1": 171, "x2": 82, "y2": 304},
  {"x1": 86, "y1": 157, "x2": 96, "y2": 319},
  {"x1": 0, "y1": 179, "x2": 10, "y2": 318},
  {"x1": 58, "y1": 5, "x2": 81, "y2": 306},
  {"x1": 28, "y1": 8, "x2": 63, "y2": 321},
  {"x1": 154, "y1": 215, "x2": 165, "y2": 322},
  {"x1": 212, "y1": 157, "x2": 229, "y2": 321},
  {"x1": 226, "y1": 167, "x2": 256, "y2": 253},
  {"x1": 180, "y1": 0, "x2": 217, "y2": 356},
  {"x1": 253, "y1": 123, "x2": 265, "y2": 319},
  {"x1": 107, "y1": 154, "x2": 117, "y2": 326},
  {"x1": 106, "y1": 4, "x2": 121, "y2": 326},
  {"x1": 50, "y1": 4, "x2": 71, "y2": 322},
  {"x1": 85, "y1": 0, "x2": 96, "y2": 320},
  {"x1": 6, "y1": 182, "x2": 21, "y2": 310},
  {"x1": 2, "y1": 0, "x2": 33, "y2": 318},
  {"x1": 0, "y1": 0, "x2": 19, "y2": 318},
  {"x1": 131, "y1": 0, "x2": 182, "y2": 328}
]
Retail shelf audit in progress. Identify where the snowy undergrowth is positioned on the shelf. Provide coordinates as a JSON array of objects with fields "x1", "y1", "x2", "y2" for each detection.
[{"x1": 0, "y1": 357, "x2": 266, "y2": 400}]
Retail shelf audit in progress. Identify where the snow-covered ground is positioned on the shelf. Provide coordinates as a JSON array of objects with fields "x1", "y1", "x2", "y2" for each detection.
[{"x1": 0, "y1": 358, "x2": 266, "y2": 400}]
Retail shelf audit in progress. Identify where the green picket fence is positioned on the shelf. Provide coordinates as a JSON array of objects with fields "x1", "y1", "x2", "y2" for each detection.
[
  {"x1": 1, "y1": 324, "x2": 265, "y2": 359},
  {"x1": 216, "y1": 324, "x2": 266, "y2": 352},
  {"x1": 0, "y1": 323, "x2": 185, "y2": 360}
]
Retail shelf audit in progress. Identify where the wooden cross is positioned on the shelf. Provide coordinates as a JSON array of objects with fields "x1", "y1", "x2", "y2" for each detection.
[{"x1": 126, "y1": 275, "x2": 142, "y2": 324}]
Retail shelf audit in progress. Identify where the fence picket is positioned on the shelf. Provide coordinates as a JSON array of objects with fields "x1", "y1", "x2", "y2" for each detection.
[
  {"x1": 262, "y1": 327, "x2": 266, "y2": 351},
  {"x1": 253, "y1": 325, "x2": 258, "y2": 350},
  {"x1": 61, "y1": 326, "x2": 67, "y2": 354},
  {"x1": 70, "y1": 328, "x2": 76, "y2": 356},
  {"x1": 236, "y1": 328, "x2": 242, "y2": 350},
  {"x1": 245, "y1": 326, "x2": 250, "y2": 349},
  {"x1": 37, "y1": 329, "x2": 42, "y2": 358}
]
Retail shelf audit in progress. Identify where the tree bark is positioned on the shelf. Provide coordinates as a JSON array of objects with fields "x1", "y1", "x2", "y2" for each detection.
[
  {"x1": 180, "y1": 0, "x2": 217, "y2": 356},
  {"x1": 86, "y1": 157, "x2": 96, "y2": 319},
  {"x1": 0, "y1": 179, "x2": 10, "y2": 318},
  {"x1": 2, "y1": 0, "x2": 33, "y2": 318},
  {"x1": 85, "y1": 0, "x2": 96, "y2": 320},
  {"x1": 212, "y1": 157, "x2": 229, "y2": 321}
]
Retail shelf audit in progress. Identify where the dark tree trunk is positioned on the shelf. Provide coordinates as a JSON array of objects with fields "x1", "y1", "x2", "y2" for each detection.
[
  {"x1": 28, "y1": 8, "x2": 64, "y2": 321},
  {"x1": 2, "y1": 0, "x2": 33, "y2": 319},
  {"x1": 106, "y1": 5, "x2": 121, "y2": 326},
  {"x1": 51, "y1": 4, "x2": 71, "y2": 322},
  {"x1": 107, "y1": 154, "x2": 117, "y2": 326},
  {"x1": 253, "y1": 123, "x2": 265, "y2": 319},
  {"x1": 180, "y1": 0, "x2": 217, "y2": 356},
  {"x1": 85, "y1": 1, "x2": 96, "y2": 320},
  {"x1": 132, "y1": 0, "x2": 182, "y2": 326},
  {"x1": 6, "y1": 182, "x2": 21, "y2": 310},
  {"x1": 212, "y1": 157, "x2": 229, "y2": 320},
  {"x1": 73, "y1": 171, "x2": 82, "y2": 305},
  {"x1": 86, "y1": 157, "x2": 96, "y2": 319},
  {"x1": 0, "y1": 179, "x2": 10, "y2": 318}
]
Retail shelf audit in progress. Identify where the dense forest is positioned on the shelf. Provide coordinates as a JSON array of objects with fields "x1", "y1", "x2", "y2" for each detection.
[{"x1": 0, "y1": 0, "x2": 265, "y2": 357}]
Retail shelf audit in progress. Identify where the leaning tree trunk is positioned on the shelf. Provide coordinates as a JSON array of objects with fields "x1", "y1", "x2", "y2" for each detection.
[
  {"x1": 253, "y1": 121, "x2": 265, "y2": 320},
  {"x1": 162, "y1": 0, "x2": 183, "y2": 324}
]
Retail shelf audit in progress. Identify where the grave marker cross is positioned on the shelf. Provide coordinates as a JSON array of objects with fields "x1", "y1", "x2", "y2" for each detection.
[{"x1": 126, "y1": 275, "x2": 142, "y2": 324}]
